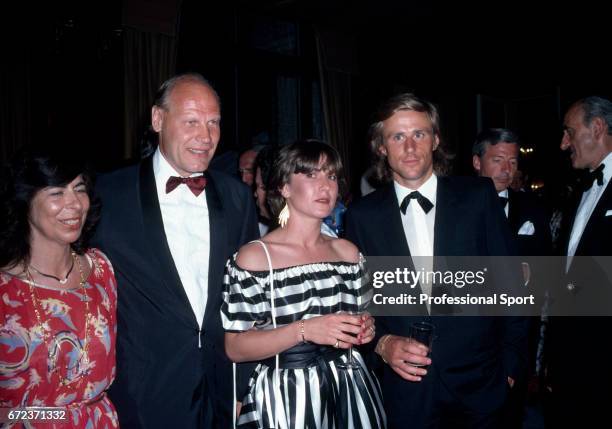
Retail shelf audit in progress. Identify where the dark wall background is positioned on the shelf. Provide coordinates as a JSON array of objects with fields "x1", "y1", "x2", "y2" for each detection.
[
  {"x1": 2, "y1": 1, "x2": 610, "y2": 203},
  {"x1": 1, "y1": 1, "x2": 124, "y2": 169}
]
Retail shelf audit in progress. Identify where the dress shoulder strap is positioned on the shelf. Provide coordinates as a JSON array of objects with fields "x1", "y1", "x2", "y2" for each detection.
[{"x1": 233, "y1": 240, "x2": 282, "y2": 428}]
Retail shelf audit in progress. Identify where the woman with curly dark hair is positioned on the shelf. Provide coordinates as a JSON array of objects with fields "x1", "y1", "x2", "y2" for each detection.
[{"x1": 0, "y1": 148, "x2": 119, "y2": 428}]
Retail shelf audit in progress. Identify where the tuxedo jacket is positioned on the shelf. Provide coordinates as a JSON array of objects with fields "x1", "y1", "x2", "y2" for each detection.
[
  {"x1": 507, "y1": 189, "x2": 553, "y2": 320},
  {"x1": 345, "y1": 176, "x2": 528, "y2": 415},
  {"x1": 549, "y1": 177, "x2": 612, "y2": 392},
  {"x1": 93, "y1": 156, "x2": 258, "y2": 428},
  {"x1": 507, "y1": 189, "x2": 552, "y2": 257}
]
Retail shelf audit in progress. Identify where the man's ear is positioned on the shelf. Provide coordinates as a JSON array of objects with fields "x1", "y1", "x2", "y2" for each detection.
[
  {"x1": 472, "y1": 155, "x2": 481, "y2": 173},
  {"x1": 433, "y1": 135, "x2": 440, "y2": 151},
  {"x1": 151, "y1": 106, "x2": 164, "y2": 133},
  {"x1": 378, "y1": 144, "x2": 387, "y2": 157},
  {"x1": 591, "y1": 116, "x2": 607, "y2": 140}
]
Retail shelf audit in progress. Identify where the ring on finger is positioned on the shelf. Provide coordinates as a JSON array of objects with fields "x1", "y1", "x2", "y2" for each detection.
[{"x1": 334, "y1": 339, "x2": 340, "y2": 348}]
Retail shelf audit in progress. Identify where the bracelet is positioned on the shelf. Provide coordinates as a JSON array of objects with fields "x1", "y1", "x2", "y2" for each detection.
[
  {"x1": 299, "y1": 320, "x2": 306, "y2": 343},
  {"x1": 376, "y1": 335, "x2": 392, "y2": 364}
]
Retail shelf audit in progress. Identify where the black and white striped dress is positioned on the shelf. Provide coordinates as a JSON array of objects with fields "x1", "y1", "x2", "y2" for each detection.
[{"x1": 221, "y1": 253, "x2": 386, "y2": 429}]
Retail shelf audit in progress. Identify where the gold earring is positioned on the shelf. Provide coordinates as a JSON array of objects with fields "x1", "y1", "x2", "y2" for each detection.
[{"x1": 278, "y1": 203, "x2": 290, "y2": 228}]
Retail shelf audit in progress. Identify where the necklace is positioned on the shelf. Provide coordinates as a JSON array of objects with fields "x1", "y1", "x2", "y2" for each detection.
[
  {"x1": 26, "y1": 251, "x2": 91, "y2": 388},
  {"x1": 29, "y1": 257, "x2": 75, "y2": 284}
]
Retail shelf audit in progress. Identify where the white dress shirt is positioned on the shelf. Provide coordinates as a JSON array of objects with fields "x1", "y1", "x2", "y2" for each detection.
[
  {"x1": 153, "y1": 148, "x2": 210, "y2": 328},
  {"x1": 498, "y1": 188, "x2": 509, "y2": 218},
  {"x1": 394, "y1": 174, "x2": 437, "y2": 311},
  {"x1": 566, "y1": 152, "x2": 612, "y2": 271}
]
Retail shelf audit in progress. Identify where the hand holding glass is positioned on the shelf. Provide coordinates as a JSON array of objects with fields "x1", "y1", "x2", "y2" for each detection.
[
  {"x1": 408, "y1": 322, "x2": 434, "y2": 367},
  {"x1": 336, "y1": 311, "x2": 362, "y2": 370},
  {"x1": 337, "y1": 290, "x2": 370, "y2": 370}
]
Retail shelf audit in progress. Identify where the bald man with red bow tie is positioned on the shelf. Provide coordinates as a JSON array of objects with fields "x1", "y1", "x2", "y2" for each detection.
[{"x1": 94, "y1": 73, "x2": 258, "y2": 429}]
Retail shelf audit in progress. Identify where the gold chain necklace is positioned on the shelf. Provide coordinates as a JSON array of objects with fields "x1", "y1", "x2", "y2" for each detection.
[{"x1": 26, "y1": 251, "x2": 91, "y2": 388}]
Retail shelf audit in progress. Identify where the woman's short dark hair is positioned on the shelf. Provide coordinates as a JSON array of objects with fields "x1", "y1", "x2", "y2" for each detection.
[
  {"x1": 267, "y1": 140, "x2": 344, "y2": 219},
  {"x1": 0, "y1": 147, "x2": 101, "y2": 270}
]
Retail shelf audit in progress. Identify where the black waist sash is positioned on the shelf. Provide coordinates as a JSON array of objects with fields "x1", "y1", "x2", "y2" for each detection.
[
  {"x1": 261, "y1": 343, "x2": 349, "y2": 426},
  {"x1": 261, "y1": 342, "x2": 345, "y2": 369}
]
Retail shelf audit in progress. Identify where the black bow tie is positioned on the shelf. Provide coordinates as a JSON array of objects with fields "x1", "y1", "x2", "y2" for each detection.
[
  {"x1": 400, "y1": 191, "x2": 433, "y2": 214},
  {"x1": 498, "y1": 196, "x2": 508, "y2": 208},
  {"x1": 582, "y1": 164, "x2": 605, "y2": 191}
]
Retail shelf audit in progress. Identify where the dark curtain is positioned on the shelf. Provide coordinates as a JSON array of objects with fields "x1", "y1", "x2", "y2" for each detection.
[
  {"x1": 121, "y1": 0, "x2": 182, "y2": 160},
  {"x1": 315, "y1": 25, "x2": 356, "y2": 190},
  {"x1": 1, "y1": 57, "x2": 32, "y2": 163},
  {"x1": 123, "y1": 29, "x2": 178, "y2": 159}
]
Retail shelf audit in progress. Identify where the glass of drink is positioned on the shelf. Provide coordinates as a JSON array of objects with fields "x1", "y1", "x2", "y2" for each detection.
[
  {"x1": 408, "y1": 321, "x2": 434, "y2": 367},
  {"x1": 337, "y1": 286, "x2": 369, "y2": 370}
]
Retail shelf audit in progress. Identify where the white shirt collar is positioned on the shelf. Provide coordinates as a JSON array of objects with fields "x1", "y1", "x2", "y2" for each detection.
[
  {"x1": 393, "y1": 173, "x2": 437, "y2": 208},
  {"x1": 498, "y1": 189, "x2": 509, "y2": 198},
  {"x1": 594, "y1": 151, "x2": 612, "y2": 185}
]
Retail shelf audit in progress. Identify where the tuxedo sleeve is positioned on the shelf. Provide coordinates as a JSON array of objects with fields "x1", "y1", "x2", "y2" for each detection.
[
  {"x1": 238, "y1": 185, "x2": 260, "y2": 243},
  {"x1": 345, "y1": 206, "x2": 388, "y2": 371},
  {"x1": 233, "y1": 183, "x2": 260, "y2": 397},
  {"x1": 344, "y1": 208, "x2": 363, "y2": 255},
  {"x1": 346, "y1": 205, "x2": 391, "y2": 342}
]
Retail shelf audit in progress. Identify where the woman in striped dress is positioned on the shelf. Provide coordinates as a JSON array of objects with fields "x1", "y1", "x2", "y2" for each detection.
[{"x1": 221, "y1": 140, "x2": 386, "y2": 429}]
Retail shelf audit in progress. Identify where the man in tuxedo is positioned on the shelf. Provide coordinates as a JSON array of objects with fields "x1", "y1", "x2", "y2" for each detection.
[
  {"x1": 94, "y1": 73, "x2": 259, "y2": 428},
  {"x1": 345, "y1": 93, "x2": 528, "y2": 429},
  {"x1": 472, "y1": 128, "x2": 551, "y2": 257},
  {"x1": 547, "y1": 95, "x2": 612, "y2": 426},
  {"x1": 473, "y1": 128, "x2": 552, "y2": 428}
]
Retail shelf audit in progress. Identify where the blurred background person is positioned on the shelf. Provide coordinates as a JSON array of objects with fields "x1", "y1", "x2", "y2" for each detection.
[
  {"x1": 238, "y1": 146, "x2": 262, "y2": 187},
  {"x1": 510, "y1": 168, "x2": 528, "y2": 192},
  {"x1": 252, "y1": 145, "x2": 278, "y2": 236},
  {"x1": 322, "y1": 199, "x2": 347, "y2": 237},
  {"x1": 472, "y1": 128, "x2": 552, "y2": 428},
  {"x1": 472, "y1": 128, "x2": 552, "y2": 257},
  {"x1": 0, "y1": 147, "x2": 118, "y2": 428}
]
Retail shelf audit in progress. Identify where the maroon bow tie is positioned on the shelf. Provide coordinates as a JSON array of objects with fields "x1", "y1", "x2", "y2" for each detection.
[{"x1": 166, "y1": 175, "x2": 207, "y2": 196}]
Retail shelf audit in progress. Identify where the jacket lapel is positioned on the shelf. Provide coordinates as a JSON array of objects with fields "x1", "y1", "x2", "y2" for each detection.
[
  {"x1": 431, "y1": 177, "x2": 474, "y2": 315},
  {"x1": 377, "y1": 185, "x2": 411, "y2": 256},
  {"x1": 433, "y1": 176, "x2": 458, "y2": 257},
  {"x1": 202, "y1": 172, "x2": 228, "y2": 328},
  {"x1": 575, "y1": 180, "x2": 612, "y2": 255},
  {"x1": 507, "y1": 190, "x2": 522, "y2": 232},
  {"x1": 559, "y1": 190, "x2": 581, "y2": 258},
  {"x1": 139, "y1": 157, "x2": 198, "y2": 328}
]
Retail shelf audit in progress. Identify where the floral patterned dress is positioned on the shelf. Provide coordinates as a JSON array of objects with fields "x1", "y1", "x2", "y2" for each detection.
[{"x1": 1, "y1": 248, "x2": 119, "y2": 428}]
